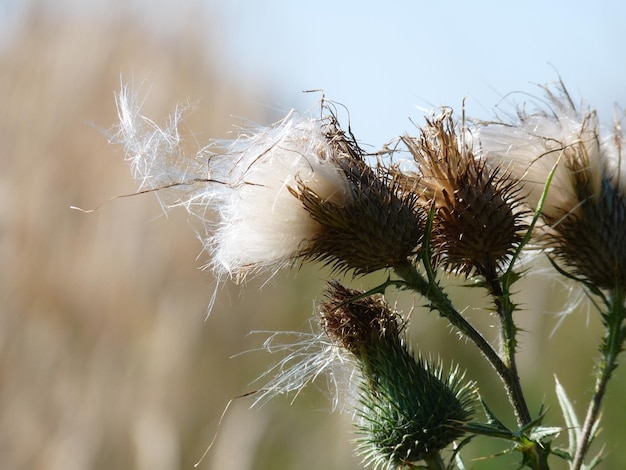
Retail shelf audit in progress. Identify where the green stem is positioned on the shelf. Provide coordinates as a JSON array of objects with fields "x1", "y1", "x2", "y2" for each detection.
[
  {"x1": 572, "y1": 288, "x2": 626, "y2": 470},
  {"x1": 393, "y1": 263, "x2": 530, "y2": 427},
  {"x1": 484, "y1": 267, "x2": 531, "y2": 426},
  {"x1": 485, "y1": 270, "x2": 551, "y2": 468}
]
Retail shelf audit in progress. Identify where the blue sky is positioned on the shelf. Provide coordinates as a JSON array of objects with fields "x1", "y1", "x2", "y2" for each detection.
[
  {"x1": 211, "y1": 0, "x2": 626, "y2": 148},
  {"x1": 4, "y1": 0, "x2": 625, "y2": 149}
]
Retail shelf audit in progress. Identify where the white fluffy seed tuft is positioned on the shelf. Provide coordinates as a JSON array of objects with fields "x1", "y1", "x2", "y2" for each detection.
[
  {"x1": 112, "y1": 85, "x2": 351, "y2": 283},
  {"x1": 473, "y1": 91, "x2": 602, "y2": 220}
]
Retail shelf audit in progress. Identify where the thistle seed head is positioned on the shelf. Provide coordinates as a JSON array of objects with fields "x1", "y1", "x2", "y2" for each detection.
[
  {"x1": 404, "y1": 109, "x2": 527, "y2": 278},
  {"x1": 319, "y1": 281, "x2": 401, "y2": 357},
  {"x1": 474, "y1": 82, "x2": 626, "y2": 291},
  {"x1": 295, "y1": 123, "x2": 425, "y2": 275},
  {"x1": 549, "y1": 174, "x2": 626, "y2": 290}
]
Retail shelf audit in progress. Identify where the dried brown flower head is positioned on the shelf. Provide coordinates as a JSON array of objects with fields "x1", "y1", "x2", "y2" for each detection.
[
  {"x1": 475, "y1": 84, "x2": 626, "y2": 291},
  {"x1": 403, "y1": 109, "x2": 527, "y2": 279},
  {"x1": 552, "y1": 176, "x2": 626, "y2": 290},
  {"x1": 293, "y1": 122, "x2": 425, "y2": 275},
  {"x1": 319, "y1": 280, "x2": 400, "y2": 357}
]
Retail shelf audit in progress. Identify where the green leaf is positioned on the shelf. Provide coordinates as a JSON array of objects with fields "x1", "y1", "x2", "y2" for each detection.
[
  {"x1": 584, "y1": 449, "x2": 604, "y2": 469},
  {"x1": 527, "y1": 425, "x2": 561, "y2": 442},
  {"x1": 504, "y1": 150, "x2": 561, "y2": 278},
  {"x1": 554, "y1": 376, "x2": 580, "y2": 459},
  {"x1": 480, "y1": 399, "x2": 511, "y2": 433},
  {"x1": 449, "y1": 437, "x2": 474, "y2": 470},
  {"x1": 462, "y1": 421, "x2": 516, "y2": 442}
]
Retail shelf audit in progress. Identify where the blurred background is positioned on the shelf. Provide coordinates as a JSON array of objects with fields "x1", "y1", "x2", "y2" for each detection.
[{"x1": 1, "y1": 0, "x2": 624, "y2": 469}]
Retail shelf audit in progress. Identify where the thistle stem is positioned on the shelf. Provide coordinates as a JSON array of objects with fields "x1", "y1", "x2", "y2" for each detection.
[
  {"x1": 572, "y1": 288, "x2": 626, "y2": 470},
  {"x1": 485, "y1": 269, "x2": 552, "y2": 468},
  {"x1": 483, "y1": 268, "x2": 531, "y2": 426},
  {"x1": 394, "y1": 263, "x2": 530, "y2": 426}
]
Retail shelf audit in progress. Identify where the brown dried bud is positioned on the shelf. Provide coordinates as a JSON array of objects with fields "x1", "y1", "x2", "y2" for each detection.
[
  {"x1": 548, "y1": 175, "x2": 626, "y2": 290},
  {"x1": 293, "y1": 123, "x2": 425, "y2": 275},
  {"x1": 319, "y1": 281, "x2": 400, "y2": 357},
  {"x1": 403, "y1": 109, "x2": 528, "y2": 279},
  {"x1": 474, "y1": 84, "x2": 626, "y2": 291}
]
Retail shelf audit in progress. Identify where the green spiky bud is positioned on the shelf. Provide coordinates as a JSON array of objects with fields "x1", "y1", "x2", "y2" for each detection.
[{"x1": 320, "y1": 282, "x2": 476, "y2": 468}]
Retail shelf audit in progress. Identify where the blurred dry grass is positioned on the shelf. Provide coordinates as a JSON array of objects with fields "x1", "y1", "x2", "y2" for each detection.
[
  {"x1": 0, "y1": 4, "x2": 358, "y2": 470},
  {"x1": 0, "y1": 3, "x2": 624, "y2": 470}
]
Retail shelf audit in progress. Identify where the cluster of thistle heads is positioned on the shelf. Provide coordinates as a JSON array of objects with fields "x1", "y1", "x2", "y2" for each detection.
[{"x1": 113, "y1": 80, "x2": 626, "y2": 468}]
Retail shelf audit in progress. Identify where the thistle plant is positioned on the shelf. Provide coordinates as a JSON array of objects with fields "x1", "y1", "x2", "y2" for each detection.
[{"x1": 110, "y1": 80, "x2": 625, "y2": 469}]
